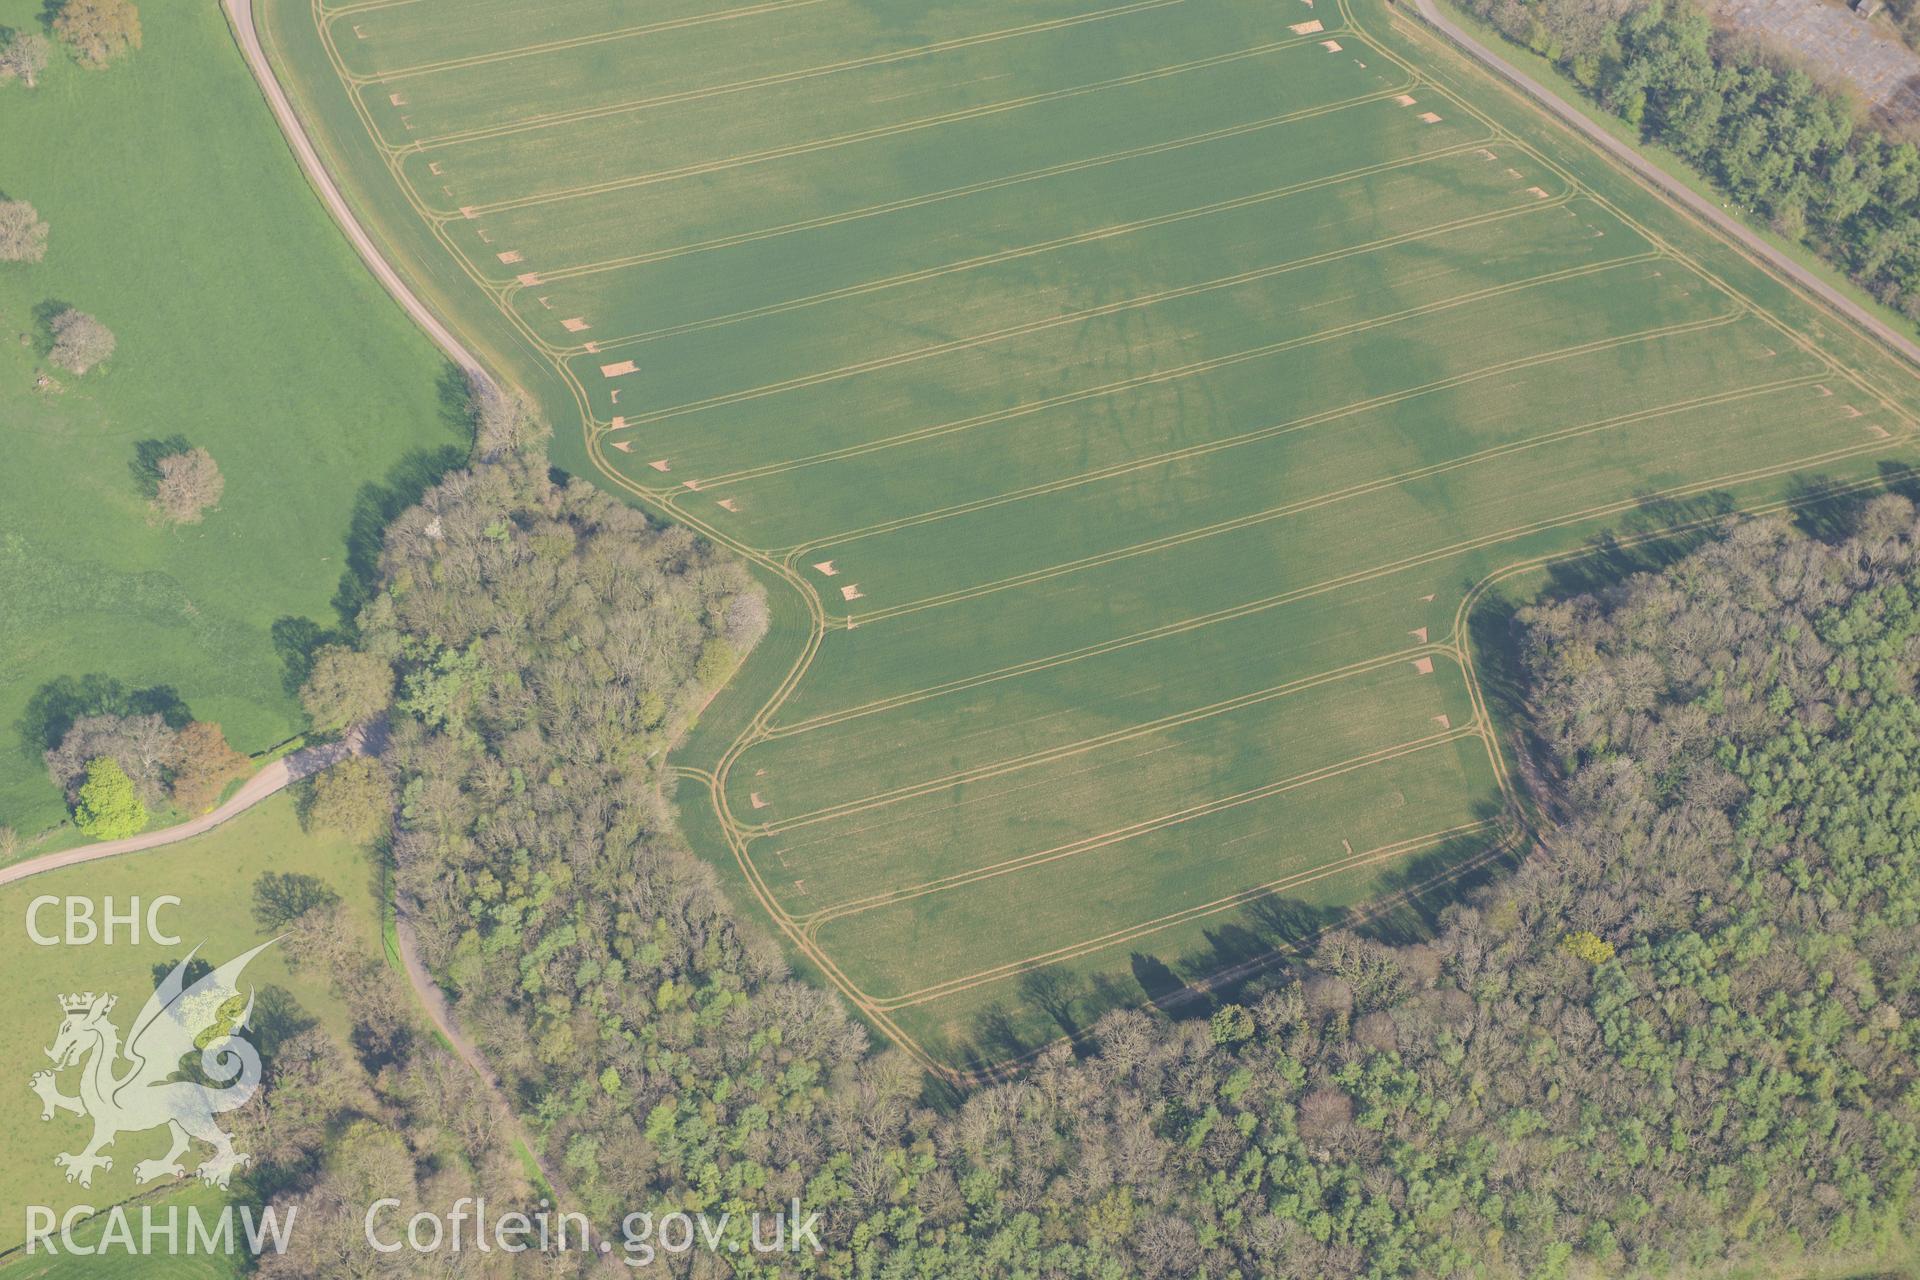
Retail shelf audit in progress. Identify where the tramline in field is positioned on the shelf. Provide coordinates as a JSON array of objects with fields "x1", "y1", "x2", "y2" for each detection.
[{"x1": 267, "y1": 0, "x2": 1920, "y2": 1073}]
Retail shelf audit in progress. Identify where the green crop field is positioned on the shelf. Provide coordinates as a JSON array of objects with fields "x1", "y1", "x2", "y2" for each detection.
[
  {"x1": 0, "y1": 0, "x2": 464, "y2": 847},
  {"x1": 262, "y1": 0, "x2": 1920, "y2": 1073}
]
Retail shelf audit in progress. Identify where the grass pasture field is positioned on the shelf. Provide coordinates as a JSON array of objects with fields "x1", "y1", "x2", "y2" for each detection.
[
  {"x1": 262, "y1": 0, "x2": 1920, "y2": 1073},
  {"x1": 0, "y1": 794, "x2": 383, "y2": 1258},
  {"x1": 0, "y1": 0, "x2": 464, "y2": 845},
  {"x1": 0, "y1": 1185, "x2": 243, "y2": 1279}
]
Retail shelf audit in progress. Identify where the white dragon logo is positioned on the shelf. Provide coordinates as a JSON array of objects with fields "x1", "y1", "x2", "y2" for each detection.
[{"x1": 29, "y1": 941, "x2": 270, "y2": 1190}]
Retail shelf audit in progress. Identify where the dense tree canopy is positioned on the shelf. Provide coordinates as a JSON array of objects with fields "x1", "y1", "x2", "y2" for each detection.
[
  {"x1": 299, "y1": 644, "x2": 393, "y2": 735},
  {"x1": 168, "y1": 721, "x2": 248, "y2": 812},
  {"x1": 305, "y1": 756, "x2": 391, "y2": 844},
  {"x1": 466, "y1": 375, "x2": 552, "y2": 464},
  {"x1": 240, "y1": 872, "x2": 536, "y2": 1280},
  {"x1": 45, "y1": 711, "x2": 179, "y2": 807},
  {"x1": 308, "y1": 410, "x2": 1920, "y2": 1275},
  {"x1": 44, "y1": 713, "x2": 253, "y2": 818}
]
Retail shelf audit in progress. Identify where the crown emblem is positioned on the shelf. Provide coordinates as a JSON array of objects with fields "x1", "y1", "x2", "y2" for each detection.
[{"x1": 34, "y1": 943, "x2": 271, "y2": 1193}]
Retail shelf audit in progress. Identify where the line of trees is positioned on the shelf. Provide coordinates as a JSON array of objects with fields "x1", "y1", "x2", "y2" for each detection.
[
  {"x1": 0, "y1": 0, "x2": 141, "y2": 402},
  {"x1": 43, "y1": 711, "x2": 250, "y2": 836},
  {"x1": 1465, "y1": 0, "x2": 1920, "y2": 320},
  {"x1": 278, "y1": 388, "x2": 1920, "y2": 1273}
]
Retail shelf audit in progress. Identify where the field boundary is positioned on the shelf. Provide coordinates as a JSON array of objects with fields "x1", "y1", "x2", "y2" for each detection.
[
  {"x1": 1406, "y1": 0, "x2": 1920, "y2": 374},
  {"x1": 258, "y1": 0, "x2": 1920, "y2": 1082}
]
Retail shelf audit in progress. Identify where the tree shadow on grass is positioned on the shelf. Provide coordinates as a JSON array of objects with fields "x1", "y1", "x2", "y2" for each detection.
[
  {"x1": 1467, "y1": 587, "x2": 1529, "y2": 731},
  {"x1": 247, "y1": 985, "x2": 317, "y2": 1067},
  {"x1": 1785, "y1": 473, "x2": 1861, "y2": 543},
  {"x1": 919, "y1": 475, "x2": 1920, "y2": 1077},
  {"x1": 1538, "y1": 472, "x2": 1920, "y2": 605},
  {"x1": 970, "y1": 1003, "x2": 1027, "y2": 1066},
  {"x1": 933, "y1": 989, "x2": 1089, "y2": 1088},
  {"x1": 1348, "y1": 804, "x2": 1521, "y2": 948},
  {"x1": 128, "y1": 435, "x2": 191, "y2": 498},
  {"x1": 327, "y1": 362, "x2": 473, "y2": 629},
  {"x1": 433, "y1": 362, "x2": 471, "y2": 430},
  {"x1": 252, "y1": 871, "x2": 341, "y2": 932},
  {"x1": 1130, "y1": 952, "x2": 1185, "y2": 1005},
  {"x1": 16, "y1": 674, "x2": 191, "y2": 763},
  {"x1": 1784, "y1": 465, "x2": 1920, "y2": 544},
  {"x1": 1018, "y1": 966, "x2": 1088, "y2": 1044},
  {"x1": 151, "y1": 955, "x2": 214, "y2": 992},
  {"x1": 331, "y1": 445, "x2": 466, "y2": 627},
  {"x1": 1539, "y1": 490, "x2": 1738, "y2": 601},
  {"x1": 1878, "y1": 460, "x2": 1920, "y2": 505},
  {"x1": 927, "y1": 810, "x2": 1519, "y2": 1072},
  {"x1": 1169, "y1": 812, "x2": 1515, "y2": 1017},
  {"x1": 28, "y1": 297, "x2": 70, "y2": 358},
  {"x1": 144, "y1": 960, "x2": 314, "y2": 1070},
  {"x1": 271, "y1": 616, "x2": 343, "y2": 696}
]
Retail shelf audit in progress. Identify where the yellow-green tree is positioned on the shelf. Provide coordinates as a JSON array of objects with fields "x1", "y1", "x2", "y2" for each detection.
[
  {"x1": 306, "y1": 758, "x2": 391, "y2": 844},
  {"x1": 1560, "y1": 930, "x2": 1615, "y2": 966},
  {"x1": 73, "y1": 756, "x2": 145, "y2": 839}
]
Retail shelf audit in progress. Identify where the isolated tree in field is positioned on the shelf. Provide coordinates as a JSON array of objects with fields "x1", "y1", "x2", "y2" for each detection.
[
  {"x1": 53, "y1": 0, "x2": 141, "y2": 68},
  {"x1": 0, "y1": 31, "x2": 51, "y2": 88},
  {"x1": 467, "y1": 375, "x2": 551, "y2": 462},
  {"x1": 48, "y1": 307, "x2": 113, "y2": 373},
  {"x1": 73, "y1": 756, "x2": 145, "y2": 838},
  {"x1": 170, "y1": 721, "x2": 249, "y2": 812},
  {"x1": 251, "y1": 871, "x2": 339, "y2": 931},
  {"x1": 152, "y1": 446, "x2": 224, "y2": 523},
  {"x1": 305, "y1": 757, "x2": 391, "y2": 843},
  {"x1": 45, "y1": 711, "x2": 180, "y2": 805},
  {"x1": 0, "y1": 199, "x2": 47, "y2": 261},
  {"x1": 299, "y1": 645, "x2": 393, "y2": 734}
]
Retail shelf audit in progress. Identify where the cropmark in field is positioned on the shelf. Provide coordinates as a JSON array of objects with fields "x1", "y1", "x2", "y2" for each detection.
[{"x1": 266, "y1": 0, "x2": 1920, "y2": 1074}]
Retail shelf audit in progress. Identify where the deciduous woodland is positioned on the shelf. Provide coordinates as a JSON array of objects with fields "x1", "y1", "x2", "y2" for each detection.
[
  {"x1": 1466, "y1": 0, "x2": 1920, "y2": 318},
  {"x1": 12, "y1": 0, "x2": 1915, "y2": 1271},
  {"x1": 280, "y1": 435, "x2": 1920, "y2": 1275}
]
